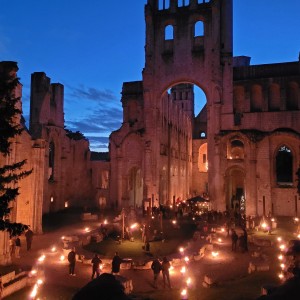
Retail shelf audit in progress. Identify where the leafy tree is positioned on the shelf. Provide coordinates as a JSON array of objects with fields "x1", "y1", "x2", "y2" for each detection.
[{"x1": 0, "y1": 61, "x2": 32, "y2": 236}]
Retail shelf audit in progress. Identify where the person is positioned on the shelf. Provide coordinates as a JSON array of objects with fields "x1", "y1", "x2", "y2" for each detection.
[
  {"x1": 72, "y1": 273, "x2": 130, "y2": 300},
  {"x1": 0, "y1": 274, "x2": 3, "y2": 300},
  {"x1": 68, "y1": 247, "x2": 77, "y2": 276},
  {"x1": 25, "y1": 226, "x2": 34, "y2": 251},
  {"x1": 15, "y1": 236, "x2": 21, "y2": 258},
  {"x1": 161, "y1": 256, "x2": 171, "y2": 289},
  {"x1": 91, "y1": 253, "x2": 102, "y2": 279},
  {"x1": 151, "y1": 257, "x2": 161, "y2": 288},
  {"x1": 9, "y1": 236, "x2": 15, "y2": 257},
  {"x1": 243, "y1": 228, "x2": 248, "y2": 252},
  {"x1": 111, "y1": 252, "x2": 122, "y2": 275},
  {"x1": 231, "y1": 229, "x2": 238, "y2": 251}
]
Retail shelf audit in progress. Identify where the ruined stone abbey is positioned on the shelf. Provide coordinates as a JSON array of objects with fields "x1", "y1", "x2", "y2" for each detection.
[{"x1": 0, "y1": 0, "x2": 300, "y2": 263}]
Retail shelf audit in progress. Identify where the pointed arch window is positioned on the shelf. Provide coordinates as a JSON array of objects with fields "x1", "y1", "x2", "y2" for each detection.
[
  {"x1": 276, "y1": 145, "x2": 293, "y2": 185},
  {"x1": 49, "y1": 142, "x2": 55, "y2": 181},
  {"x1": 178, "y1": 0, "x2": 190, "y2": 7},
  {"x1": 194, "y1": 21, "x2": 204, "y2": 37},
  {"x1": 165, "y1": 25, "x2": 174, "y2": 40},
  {"x1": 159, "y1": 0, "x2": 170, "y2": 10}
]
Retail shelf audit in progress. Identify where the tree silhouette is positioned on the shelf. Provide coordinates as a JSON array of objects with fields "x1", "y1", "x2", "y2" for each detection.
[{"x1": 0, "y1": 61, "x2": 32, "y2": 236}]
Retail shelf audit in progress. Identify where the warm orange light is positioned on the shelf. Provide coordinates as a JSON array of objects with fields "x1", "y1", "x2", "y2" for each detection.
[
  {"x1": 38, "y1": 254, "x2": 46, "y2": 262},
  {"x1": 212, "y1": 251, "x2": 219, "y2": 258}
]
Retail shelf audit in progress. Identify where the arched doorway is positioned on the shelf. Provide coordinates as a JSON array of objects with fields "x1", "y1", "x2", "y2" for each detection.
[
  {"x1": 225, "y1": 168, "x2": 246, "y2": 214},
  {"x1": 128, "y1": 167, "x2": 143, "y2": 208}
]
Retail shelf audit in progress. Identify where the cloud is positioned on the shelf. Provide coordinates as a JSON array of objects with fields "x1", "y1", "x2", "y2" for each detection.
[{"x1": 67, "y1": 84, "x2": 116, "y2": 103}]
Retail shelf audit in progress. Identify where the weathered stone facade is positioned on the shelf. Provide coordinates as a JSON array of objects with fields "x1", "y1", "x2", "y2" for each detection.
[
  {"x1": 1, "y1": 0, "x2": 300, "y2": 266},
  {"x1": 110, "y1": 0, "x2": 300, "y2": 217}
]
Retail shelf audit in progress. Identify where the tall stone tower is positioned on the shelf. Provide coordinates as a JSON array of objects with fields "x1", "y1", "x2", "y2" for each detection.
[
  {"x1": 110, "y1": 0, "x2": 233, "y2": 210},
  {"x1": 142, "y1": 0, "x2": 233, "y2": 209}
]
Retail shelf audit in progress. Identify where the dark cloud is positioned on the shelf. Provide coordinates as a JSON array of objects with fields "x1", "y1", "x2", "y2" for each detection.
[
  {"x1": 67, "y1": 84, "x2": 117, "y2": 103},
  {"x1": 65, "y1": 104, "x2": 122, "y2": 135}
]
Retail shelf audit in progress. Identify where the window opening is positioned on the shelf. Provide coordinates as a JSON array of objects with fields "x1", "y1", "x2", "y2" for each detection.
[
  {"x1": 159, "y1": 0, "x2": 170, "y2": 10},
  {"x1": 276, "y1": 145, "x2": 293, "y2": 185},
  {"x1": 195, "y1": 21, "x2": 204, "y2": 37},
  {"x1": 165, "y1": 25, "x2": 174, "y2": 40}
]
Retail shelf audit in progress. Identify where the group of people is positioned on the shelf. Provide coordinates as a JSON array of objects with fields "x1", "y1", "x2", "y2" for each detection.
[
  {"x1": 9, "y1": 235, "x2": 21, "y2": 258},
  {"x1": 67, "y1": 249, "x2": 123, "y2": 279},
  {"x1": 151, "y1": 256, "x2": 171, "y2": 289},
  {"x1": 67, "y1": 248, "x2": 171, "y2": 291},
  {"x1": 8, "y1": 226, "x2": 34, "y2": 259}
]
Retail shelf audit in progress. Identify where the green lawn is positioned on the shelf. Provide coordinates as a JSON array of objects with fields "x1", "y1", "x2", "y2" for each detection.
[{"x1": 84, "y1": 219, "x2": 196, "y2": 260}]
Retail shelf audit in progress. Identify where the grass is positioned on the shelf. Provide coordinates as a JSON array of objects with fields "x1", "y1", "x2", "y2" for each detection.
[{"x1": 84, "y1": 219, "x2": 196, "y2": 260}]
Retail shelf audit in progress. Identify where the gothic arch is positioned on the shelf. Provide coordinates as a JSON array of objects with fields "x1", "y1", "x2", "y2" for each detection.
[
  {"x1": 274, "y1": 144, "x2": 294, "y2": 185},
  {"x1": 224, "y1": 166, "x2": 246, "y2": 213},
  {"x1": 198, "y1": 143, "x2": 207, "y2": 172}
]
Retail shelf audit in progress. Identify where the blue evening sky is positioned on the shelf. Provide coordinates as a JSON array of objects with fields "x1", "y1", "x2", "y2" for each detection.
[{"x1": 1, "y1": 1, "x2": 299, "y2": 151}]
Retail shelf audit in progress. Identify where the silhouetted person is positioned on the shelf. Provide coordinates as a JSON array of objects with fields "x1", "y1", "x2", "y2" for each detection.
[
  {"x1": 161, "y1": 256, "x2": 171, "y2": 288},
  {"x1": 15, "y1": 236, "x2": 21, "y2": 258},
  {"x1": 111, "y1": 252, "x2": 122, "y2": 275},
  {"x1": 151, "y1": 258, "x2": 161, "y2": 288},
  {"x1": 68, "y1": 247, "x2": 76, "y2": 276},
  {"x1": 72, "y1": 273, "x2": 129, "y2": 300},
  {"x1": 231, "y1": 229, "x2": 238, "y2": 251},
  {"x1": 91, "y1": 253, "x2": 102, "y2": 279},
  {"x1": 25, "y1": 227, "x2": 33, "y2": 251}
]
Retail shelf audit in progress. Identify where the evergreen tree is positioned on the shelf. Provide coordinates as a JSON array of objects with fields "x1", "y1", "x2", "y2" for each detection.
[{"x1": 0, "y1": 61, "x2": 32, "y2": 236}]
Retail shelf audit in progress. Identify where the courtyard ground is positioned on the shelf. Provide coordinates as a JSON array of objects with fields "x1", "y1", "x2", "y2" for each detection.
[{"x1": 2, "y1": 209, "x2": 298, "y2": 300}]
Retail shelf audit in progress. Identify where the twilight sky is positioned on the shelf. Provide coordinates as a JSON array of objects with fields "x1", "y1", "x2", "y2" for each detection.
[{"x1": 1, "y1": 1, "x2": 299, "y2": 152}]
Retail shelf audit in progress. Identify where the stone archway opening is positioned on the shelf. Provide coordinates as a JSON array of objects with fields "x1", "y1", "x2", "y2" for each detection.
[
  {"x1": 128, "y1": 167, "x2": 143, "y2": 209},
  {"x1": 159, "y1": 82, "x2": 208, "y2": 204},
  {"x1": 225, "y1": 168, "x2": 246, "y2": 214}
]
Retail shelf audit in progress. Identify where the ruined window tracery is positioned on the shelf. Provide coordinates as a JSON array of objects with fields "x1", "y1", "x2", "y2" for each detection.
[{"x1": 276, "y1": 145, "x2": 293, "y2": 185}]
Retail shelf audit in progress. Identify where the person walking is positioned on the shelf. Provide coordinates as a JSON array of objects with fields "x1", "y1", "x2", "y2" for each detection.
[
  {"x1": 151, "y1": 257, "x2": 162, "y2": 289},
  {"x1": 111, "y1": 252, "x2": 122, "y2": 275},
  {"x1": 15, "y1": 236, "x2": 21, "y2": 258},
  {"x1": 91, "y1": 253, "x2": 102, "y2": 279},
  {"x1": 231, "y1": 229, "x2": 238, "y2": 251},
  {"x1": 25, "y1": 226, "x2": 34, "y2": 251},
  {"x1": 68, "y1": 247, "x2": 77, "y2": 276},
  {"x1": 161, "y1": 256, "x2": 171, "y2": 289}
]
